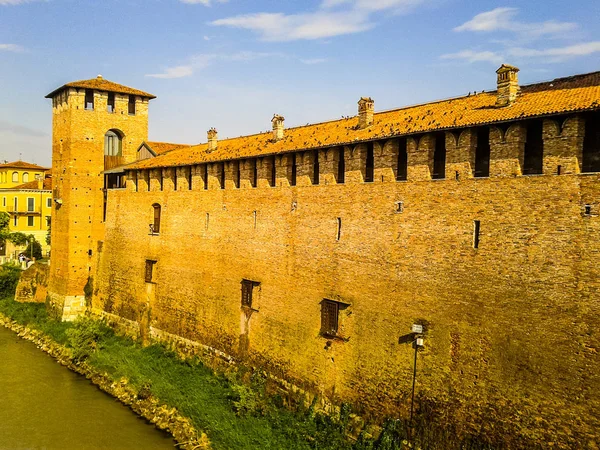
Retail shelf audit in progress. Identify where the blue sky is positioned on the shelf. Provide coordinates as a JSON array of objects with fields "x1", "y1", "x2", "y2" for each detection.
[{"x1": 1, "y1": 0, "x2": 599, "y2": 166}]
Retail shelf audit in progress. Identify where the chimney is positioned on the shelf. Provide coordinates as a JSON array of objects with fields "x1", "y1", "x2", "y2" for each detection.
[
  {"x1": 496, "y1": 64, "x2": 520, "y2": 106},
  {"x1": 358, "y1": 97, "x2": 374, "y2": 129},
  {"x1": 207, "y1": 127, "x2": 218, "y2": 152},
  {"x1": 272, "y1": 114, "x2": 285, "y2": 141},
  {"x1": 36, "y1": 174, "x2": 43, "y2": 190}
]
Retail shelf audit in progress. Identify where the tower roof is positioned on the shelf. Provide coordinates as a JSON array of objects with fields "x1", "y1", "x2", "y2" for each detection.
[{"x1": 45, "y1": 75, "x2": 156, "y2": 99}]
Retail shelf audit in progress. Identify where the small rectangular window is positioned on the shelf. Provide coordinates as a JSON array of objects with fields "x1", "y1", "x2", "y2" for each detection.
[
  {"x1": 46, "y1": 198, "x2": 51, "y2": 208},
  {"x1": 27, "y1": 198, "x2": 34, "y2": 212},
  {"x1": 3, "y1": 197, "x2": 6, "y2": 207},
  {"x1": 220, "y1": 163, "x2": 225, "y2": 189},
  {"x1": 321, "y1": 300, "x2": 340, "y2": 337},
  {"x1": 145, "y1": 260, "x2": 156, "y2": 283},
  {"x1": 473, "y1": 220, "x2": 481, "y2": 249},
  {"x1": 128, "y1": 95, "x2": 136, "y2": 115},
  {"x1": 27, "y1": 216, "x2": 34, "y2": 227},
  {"x1": 107, "y1": 92, "x2": 115, "y2": 113},
  {"x1": 235, "y1": 162, "x2": 241, "y2": 189},
  {"x1": 432, "y1": 132, "x2": 446, "y2": 179},
  {"x1": 241, "y1": 279, "x2": 259, "y2": 308},
  {"x1": 85, "y1": 89, "x2": 94, "y2": 110}
]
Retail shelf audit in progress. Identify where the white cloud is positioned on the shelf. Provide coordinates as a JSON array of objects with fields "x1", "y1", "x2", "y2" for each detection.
[
  {"x1": 300, "y1": 58, "x2": 328, "y2": 65},
  {"x1": 509, "y1": 42, "x2": 600, "y2": 60},
  {"x1": 146, "y1": 51, "x2": 281, "y2": 79},
  {"x1": 455, "y1": 7, "x2": 577, "y2": 38},
  {"x1": 211, "y1": 0, "x2": 428, "y2": 41},
  {"x1": 440, "y1": 50, "x2": 503, "y2": 64},
  {"x1": 0, "y1": 0, "x2": 38, "y2": 4},
  {"x1": 179, "y1": 0, "x2": 228, "y2": 5},
  {"x1": 0, "y1": 43, "x2": 24, "y2": 52}
]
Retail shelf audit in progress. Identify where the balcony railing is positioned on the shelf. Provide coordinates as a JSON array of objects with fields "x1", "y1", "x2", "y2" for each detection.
[{"x1": 6, "y1": 206, "x2": 41, "y2": 215}]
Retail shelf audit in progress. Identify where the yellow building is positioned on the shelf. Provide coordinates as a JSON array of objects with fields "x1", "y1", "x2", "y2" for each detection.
[
  {"x1": 0, "y1": 161, "x2": 52, "y2": 258},
  {"x1": 0, "y1": 160, "x2": 48, "y2": 189}
]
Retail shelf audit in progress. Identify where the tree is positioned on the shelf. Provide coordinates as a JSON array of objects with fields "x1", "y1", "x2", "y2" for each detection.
[{"x1": 46, "y1": 217, "x2": 51, "y2": 246}]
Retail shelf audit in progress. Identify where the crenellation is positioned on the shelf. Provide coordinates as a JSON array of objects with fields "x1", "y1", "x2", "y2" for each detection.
[
  {"x1": 489, "y1": 123, "x2": 525, "y2": 177},
  {"x1": 162, "y1": 167, "x2": 175, "y2": 192},
  {"x1": 451, "y1": 128, "x2": 477, "y2": 179}
]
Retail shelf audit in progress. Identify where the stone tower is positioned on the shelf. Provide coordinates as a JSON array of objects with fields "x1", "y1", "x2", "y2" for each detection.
[{"x1": 45, "y1": 76, "x2": 155, "y2": 320}]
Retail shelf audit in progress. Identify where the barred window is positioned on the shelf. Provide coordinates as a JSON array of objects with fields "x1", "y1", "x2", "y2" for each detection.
[
  {"x1": 145, "y1": 260, "x2": 156, "y2": 283},
  {"x1": 321, "y1": 300, "x2": 339, "y2": 337}
]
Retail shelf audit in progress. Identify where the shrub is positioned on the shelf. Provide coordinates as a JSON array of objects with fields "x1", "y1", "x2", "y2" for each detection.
[
  {"x1": 0, "y1": 264, "x2": 22, "y2": 298},
  {"x1": 66, "y1": 317, "x2": 114, "y2": 362}
]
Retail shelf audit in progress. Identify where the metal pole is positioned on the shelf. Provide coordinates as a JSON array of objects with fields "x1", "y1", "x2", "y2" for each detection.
[{"x1": 409, "y1": 340, "x2": 418, "y2": 442}]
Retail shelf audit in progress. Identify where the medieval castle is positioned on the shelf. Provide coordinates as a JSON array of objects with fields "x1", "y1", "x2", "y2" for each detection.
[{"x1": 44, "y1": 65, "x2": 600, "y2": 446}]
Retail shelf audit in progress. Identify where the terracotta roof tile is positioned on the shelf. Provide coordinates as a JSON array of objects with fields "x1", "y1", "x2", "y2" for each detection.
[
  {"x1": 127, "y1": 71, "x2": 600, "y2": 170},
  {"x1": 46, "y1": 76, "x2": 155, "y2": 99},
  {"x1": 0, "y1": 161, "x2": 49, "y2": 171},
  {"x1": 146, "y1": 141, "x2": 192, "y2": 155}
]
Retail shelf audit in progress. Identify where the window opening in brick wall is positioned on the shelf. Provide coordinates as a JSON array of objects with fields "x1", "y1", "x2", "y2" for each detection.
[
  {"x1": 203, "y1": 165, "x2": 208, "y2": 190},
  {"x1": 395, "y1": 201, "x2": 404, "y2": 213},
  {"x1": 291, "y1": 154, "x2": 297, "y2": 186},
  {"x1": 151, "y1": 203, "x2": 161, "y2": 234},
  {"x1": 584, "y1": 205, "x2": 592, "y2": 216},
  {"x1": 27, "y1": 216, "x2": 34, "y2": 227},
  {"x1": 253, "y1": 210, "x2": 257, "y2": 229},
  {"x1": 252, "y1": 160, "x2": 258, "y2": 188},
  {"x1": 235, "y1": 162, "x2": 241, "y2": 188},
  {"x1": 432, "y1": 132, "x2": 446, "y2": 179},
  {"x1": 313, "y1": 151, "x2": 320, "y2": 185},
  {"x1": 241, "y1": 279, "x2": 260, "y2": 308},
  {"x1": 338, "y1": 148, "x2": 346, "y2": 184},
  {"x1": 523, "y1": 120, "x2": 544, "y2": 175},
  {"x1": 473, "y1": 220, "x2": 481, "y2": 249},
  {"x1": 128, "y1": 95, "x2": 136, "y2": 115},
  {"x1": 397, "y1": 138, "x2": 408, "y2": 181},
  {"x1": 557, "y1": 165, "x2": 562, "y2": 175},
  {"x1": 270, "y1": 156, "x2": 276, "y2": 187},
  {"x1": 365, "y1": 142, "x2": 374, "y2": 182},
  {"x1": 145, "y1": 260, "x2": 156, "y2": 283},
  {"x1": 205, "y1": 213, "x2": 209, "y2": 231},
  {"x1": 85, "y1": 89, "x2": 94, "y2": 110},
  {"x1": 107, "y1": 92, "x2": 115, "y2": 113},
  {"x1": 104, "y1": 131, "x2": 122, "y2": 157},
  {"x1": 336, "y1": 217, "x2": 341, "y2": 241},
  {"x1": 474, "y1": 127, "x2": 491, "y2": 178},
  {"x1": 220, "y1": 163, "x2": 225, "y2": 189},
  {"x1": 582, "y1": 112, "x2": 600, "y2": 173},
  {"x1": 321, "y1": 299, "x2": 341, "y2": 338},
  {"x1": 187, "y1": 166, "x2": 193, "y2": 190}
]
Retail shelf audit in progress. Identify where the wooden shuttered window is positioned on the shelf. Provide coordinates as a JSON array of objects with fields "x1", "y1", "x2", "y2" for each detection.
[
  {"x1": 321, "y1": 300, "x2": 339, "y2": 337},
  {"x1": 241, "y1": 279, "x2": 259, "y2": 308},
  {"x1": 145, "y1": 260, "x2": 156, "y2": 283},
  {"x1": 152, "y1": 204, "x2": 161, "y2": 233}
]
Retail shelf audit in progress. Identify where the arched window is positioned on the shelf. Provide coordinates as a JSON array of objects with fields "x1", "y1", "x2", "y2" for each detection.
[
  {"x1": 22, "y1": 172, "x2": 29, "y2": 183},
  {"x1": 12, "y1": 172, "x2": 18, "y2": 183},
  {"x1": 104, "y1": 130, "x2": 123, "y2": 157},
  {"x1": 151, "y1": 203, "x2": 161, "y2": 234}
]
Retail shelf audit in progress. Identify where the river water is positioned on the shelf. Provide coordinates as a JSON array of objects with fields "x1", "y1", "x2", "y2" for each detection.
[{"x1": 0, "y1": 326, "x2": 176, "y2": 449}]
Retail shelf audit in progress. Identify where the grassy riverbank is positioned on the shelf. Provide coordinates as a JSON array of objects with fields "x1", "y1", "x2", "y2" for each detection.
[{"x1": 0, "y1": 293, "x2": 411, "y2": 450}]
